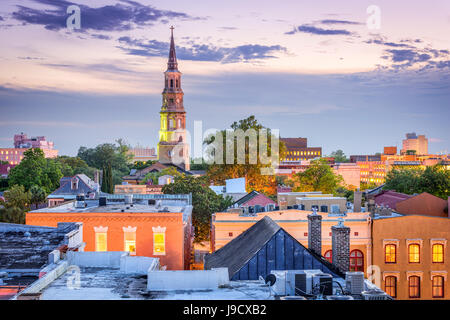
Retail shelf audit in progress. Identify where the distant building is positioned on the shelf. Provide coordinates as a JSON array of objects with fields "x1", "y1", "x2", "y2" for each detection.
[
  {"x1": 210, "y1": 177, "x2": 248, "y2": 202},
  {"x1": 230, "y1": 190, "x2": 276, "y2": 210},
  {"x1": 114, "y1": 184, "x2": 163, "y2": 195},
  {"x1": 395, "y1": 192, "x2": 448, "y2": 218},
  {"x1": 401, "y1": 132, "x2": 428, "y2": 155},
  {"x1": 280, "y1": 137, "x2": 322, "y2": 162},
  {"x1": 27, "y1": 194, "x2": 193, "y2": 270},
  {"x1": 332, "y1": 163, "x2": 361, "y2": 190},
  {"x1": 350, "y1": 155, "x2": 381, "y2": 163},
  {"x1": 47, "y1": 174, "x2": 100, "y2": 207},
  {"x1": 0, "y1": 133, "x2": 58, "y2": 168},
  {"x1": 384, "y1": 146, "x2": 397, "y2": 155},
  {"x1": 277, "y1": 191, "x2": 348, "y2": 214},
  {"x1": 128, "y1": 147, "x2": 157, "y2": 162},
  {"x1": 122, "y1": 162, "x2": 191, "y2": 185},
  {"x1": 0, "y1": 163, "x2": 15, "y2": 178}
]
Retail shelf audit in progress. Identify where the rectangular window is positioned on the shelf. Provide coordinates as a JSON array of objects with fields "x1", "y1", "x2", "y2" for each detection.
[
  {"x1": 385, "y1": 244, "x2": 396, "y2": 263},
  {"x1": 408, "y1": 276, "x2": 420, "y2": 298},
  {"x1": 384, "y1": 276, "x2": 397, "y2": 298},
  {"x1": 124, "y1": 232, "x2": 136, "y2": 255},
  {"x1": 408, "y1": 244, "x2": 420, "y2": 263},
  {"x1": 95, "y1": 233, "x2": 107, "y2": 252},
  {"x1": 153, "y1": 232, "x2": 166, "y2": 255},
  {"x1": 432, "y1": 276, "x2": 444, "y2": 298},
  {"x1": 432, "y1": 244, "x2": 444, "y2": 263}
]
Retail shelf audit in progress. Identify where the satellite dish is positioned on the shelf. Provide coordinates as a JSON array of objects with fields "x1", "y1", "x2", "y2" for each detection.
[{"x1": 265, "y1": 274, "x2": 276, "y2": 286}]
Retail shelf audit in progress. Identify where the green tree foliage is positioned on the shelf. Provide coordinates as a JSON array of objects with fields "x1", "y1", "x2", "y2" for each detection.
[
  {"x1": 141, "y1": 167, "x2": 181, "y2": 185},
  {"x1": 328, "y1": 150, "x2": 349, "y2": 163},
  {"x1": 190, "y1": 158, "x2": 210, "y2": 171},
  {"x1": 29, "y1": 185, "x2": 47, "y2": 210},
  {"x1": 101, "y1": 164, "x2": 114, "y2": 194},
  {"x1": 384, "y1": 166, "x2": 450, "y2": 199},
  {"x1": 77, "y1": 139, "x2": 133, "y2": 185},
  {"x1": 162, "y1": 175, "x2": 233, "y2": 243},
  {"x1": 8, "y1": 148, "x2": 62, "y2": 193},
  {"x1": 287, "y1": 159, "x2": 344, "y2": 194},
  {"x1": 54, "y1": 156, "x2": 97, "y2": 179},
  {"x1": 0, "y1": 185, "x2": 31, "y2": 224},
  {"x1": 205, "y1": 116, "x2": 286, "y2": 196}
]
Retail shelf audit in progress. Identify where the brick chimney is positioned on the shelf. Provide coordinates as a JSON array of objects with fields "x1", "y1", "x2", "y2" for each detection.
[
  {"x1": 331, "y1": 218, "x2": 350, "y2": 273},
  {"x1": 307, "y1": 207, "x2": 322, "y2": 255},
  {"x1": 353, "y1": 190, "x2": 362, "y2": 212}
]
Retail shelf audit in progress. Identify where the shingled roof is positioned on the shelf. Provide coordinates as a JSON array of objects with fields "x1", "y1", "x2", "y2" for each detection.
[{"x1": 205, "y1": 216, "x2": 343, "y2": 280}]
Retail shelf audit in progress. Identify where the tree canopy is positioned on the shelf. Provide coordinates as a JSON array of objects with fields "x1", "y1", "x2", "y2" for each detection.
[
  {"x1": 0, "y1": 185, "x2": 31, "y2": 224},
  {"x1": 328, "y1": 150, "x2": 349, "y2": 163},
  {"x1": 287, "y1": 159, "x2": 344, "y2": 194},
  {"x1": 384, "y1": 166, "x2": 450, "y2": 199},
  {"x1": 8, "y1": 148, "x2": 63, "y2": 194},
  {"x1": 205, "y1": 115, "x2": 286, "y2": 196},
  {"x1": 162, "y1": 175, "x2": 232, "y2": 243}
]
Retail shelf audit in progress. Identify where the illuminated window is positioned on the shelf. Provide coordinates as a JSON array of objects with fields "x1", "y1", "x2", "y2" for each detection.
[
  {"x1": 385, "y1": 244, "x2": 396, "y2": 263},
  {"x1": 123, "y1": 226, "x2": 137, "y2": 256},
  {"x1": 408, "y1": 244, "x2": 420, "y2": 263},
  {"x1": 432, "y1": 244, "x2": 444, "y2": 263},
  {"x1": 153, "y1": 226, "x2": 166, "y2": 255},
  {"x1": 349, "y1": 250, "x2": 364, "y2": 272},
  {"x1": 385, "y1": 276, "x2": 397, "y2": 298},
  {"x1": 324, "y1": 250, "x2": 332, "y2": 263},
  {"x1": 432, "y1": 276, "x2": 444, "y2": 298},
  {"x1": 94, "y1": 226, "x2": 108, "y2": 252},
  {"x1": 408, "y1": 276, "x2": 420, "y2": 298}
]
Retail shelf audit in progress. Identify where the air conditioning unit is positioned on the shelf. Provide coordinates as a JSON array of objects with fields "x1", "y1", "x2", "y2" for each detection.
[
  {"x1": 312, "y1": 274, "x2": 333, "y2": 296},
  {"x1": 345, "y1": 272, "x2": 365, "y2": 295},
  {"x1": 270, "y1": 271, "x2": 288, "y2": 296},
  {"x1": 326, "y1": 295, "x2": 354, "y2": 300},
  {"x1": 269, "y1": 270, "x2": 323, "y2": 296},
  {"x1": 362, "y1": 290, "x2": 390, "y2": 300}
]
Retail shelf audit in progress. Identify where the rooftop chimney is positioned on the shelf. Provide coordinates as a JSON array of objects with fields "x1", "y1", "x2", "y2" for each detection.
[
  {"x1": 353, "y1": 190, "x2": 362, "y2": 212},
  {"x1": 307, "y1": 207, "x2": 322, "y2": 255},
  {"x1": 331, "y1": 218, "x2": 350, "y2": 273}
]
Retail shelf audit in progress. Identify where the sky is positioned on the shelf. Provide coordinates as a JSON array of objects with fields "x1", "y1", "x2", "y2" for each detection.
[{"x1": 0, "y1": 0, "x2": 449, "y2": 157}]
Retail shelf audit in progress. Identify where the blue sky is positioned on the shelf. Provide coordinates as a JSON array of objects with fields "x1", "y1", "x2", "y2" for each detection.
[{"x1": 0, "y1": 0, "x2": 449, "y2": 156}]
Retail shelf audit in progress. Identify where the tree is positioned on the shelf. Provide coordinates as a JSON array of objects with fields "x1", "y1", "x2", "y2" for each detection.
[
  {"x1": 78, "y1": 139, "x2": 133, "y2": 185},
  {"x1": 141, "y1": 167, "x2": 181, "y2": 185},
  {"x1": 53, "y1": 156, "x2": 97, "y2": 179},
  {"x1": 328, "y1": 150, "x2": 349, "y2": 163},
  {"x1": 8, "y1": 148, "x2": 62, "y2": 193},
  {"x1": 101, "y1": 163, "x2": 114, "y2": 194},
  {"x1": 3, "y1": 185, "x2": 31, "y2": 211},
  {"x1": 162, "y1": 175, "x2": 232, "y2": 243},
  {"x1": 205, "y1": 116, "x2": 286, "y2": 196},
  {"x1": 29, "y1": 185, "x2": 47, "y2": 210},
  {"x1": 287, "y1": 159, "x2": 343, "y2": 194},
  {"x1": 384, "y1": 166, "x2": 450, "y2": 199}
]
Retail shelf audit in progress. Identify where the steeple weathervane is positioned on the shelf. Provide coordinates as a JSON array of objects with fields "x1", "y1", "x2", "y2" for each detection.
[{"x1": 167, "y1": 26, "x2": 178, "y2": 71}]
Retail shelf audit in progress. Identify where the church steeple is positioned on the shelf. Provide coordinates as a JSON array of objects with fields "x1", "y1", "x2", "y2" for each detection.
[
  {"x1": 167, "y1": 26, "x2": 178, "y2": 71},
  {"x1": 158, "y1": 26, "x2": 190, "y2": 171}
]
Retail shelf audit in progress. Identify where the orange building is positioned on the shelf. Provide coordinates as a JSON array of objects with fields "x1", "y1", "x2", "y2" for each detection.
[
  {"x1": 372, "y1": 215, "x2": 450, "y2": 300},
  {"x1": 26, "y1": 195, "x2": 193, "y2": 270}
]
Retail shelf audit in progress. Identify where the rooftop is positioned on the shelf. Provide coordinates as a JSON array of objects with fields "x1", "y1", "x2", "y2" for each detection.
[{"x1": 38, "y1": 266, "x2": 272, "y2": 300}]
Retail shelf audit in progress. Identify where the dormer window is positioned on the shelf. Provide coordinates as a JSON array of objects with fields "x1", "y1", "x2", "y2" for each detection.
[{"x1": 71, "y1": 177, "x2": 79, "y2": 190}]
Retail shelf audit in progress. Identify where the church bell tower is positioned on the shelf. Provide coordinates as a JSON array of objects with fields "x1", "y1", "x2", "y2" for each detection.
[{"x1": 157, "y1": 27, "x2": 190, "y2": 171}]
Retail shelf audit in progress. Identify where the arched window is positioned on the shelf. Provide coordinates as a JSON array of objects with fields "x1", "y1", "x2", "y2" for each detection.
[
  {"x1": 432, "y1": 244, "x2": 444, "y2": 263},
  {"x1": 384, "y1": 276, "x2": 397, "y2": 298},
  {"x1": 385, "y1": 244, "x2": 396, "y2": 263},
  {"x1": 432, "y1": 276, "x2": 444, "y2": 298},
  {"x1": 408, "y1": 244, "x2": 420, "y2": 263},
  {"x1": 176, "y1": 79, "x2": 179, "y2": 88},
  {"x1": 408, "y1": 276, "x2": 420, "y2": 298},
  {"x1": 170, "y1": 79, "x2": 174, "y2": 88},
  {"x1": 324, "y1": 250, "x2": 332, "y2": 263},
  {"x1": 349, "y1": 249, "x2": 364, "y2": 272}
]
